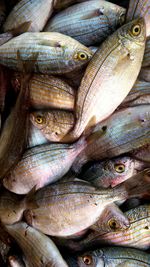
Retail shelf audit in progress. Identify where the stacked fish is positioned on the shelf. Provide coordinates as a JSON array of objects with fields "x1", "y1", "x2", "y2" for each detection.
[{"x1": 0, "y1": 0, "x2": 149, "y2": 266}]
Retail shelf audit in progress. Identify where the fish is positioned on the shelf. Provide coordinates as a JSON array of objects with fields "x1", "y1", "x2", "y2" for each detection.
[
  {"x1": 11, "y1": 73, "x2": 75, "y2": 110},
  {"x1": 72, "y1": 105, "x2": 150, "y2": 171},
  {"x1": 66, "y1": 246, "x2": 150, "y2": 266},
  {"x1": 0, "y1": 0, "x2": 6, "y2": 28},
  {"x1": 5, "y1": 222, "x2": 68, "y2": 267},
  {"x1": 68, "y1": 204, "x2": 150, "y2": 251},
  {"x1": 143, "y1": 38, "x2": 150, "y2": 67},
  {"x1": 27, "y1": 123, "x2": 49, "y2": 148},
  {"x1": 126, "y1": 0, "x2": 150, "y2": 37},
  {"x1": 54, "y1": 0, "x2": 87, "y2": 10},
  {"x1": 139, "y1": 67, "x2": 150, "y2": 82},
  {"x1": 120, "y1": 79, "x2": 150, "y2": 107},
  {"x1": 45, "y1": 0, "x2": 126, "y2": 46},
  {"x1": 132, "y1": 144, "x2": 150, "y2": 163},
  {"x1": 81, "y1": 156, "x2": 145, "y2": 188},
  {"x1": 3, "y1": 0, "x2": 54, "y2": 32},
  {"x1": 0, "y1": 187, "x2": 25, "y2": 225},
  {"x1": 30, "y1": 110, "x2": 74, "y2": 142},
  {"x1": 65, "y1": 18, "x2": 146, "y2": 141},
  {"x1": 0, "y1": 60, "x2": 31, "y2": 180},
  {"x1": 0, "y1": 32, "x2": 93, "y2": 74},
  {"x1": 3, "y1": 136, "x2": 87, "y2": 194},
  {"x1": 23, "y1": 169, "x2": 150, "y2": 237}
]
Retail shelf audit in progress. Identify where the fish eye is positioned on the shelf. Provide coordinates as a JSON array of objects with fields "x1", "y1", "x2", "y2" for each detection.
[
  {"x1": 108, "y1": 218, "x2": 118, "y2": 230},
  {"x1": 114, "y1": 163, "x2": 125, "y2": 173},
  {"x1": 76, "y1": 51, "x2": 88, "y2": 61},
  {"x1": 82, "y1": 255, "x2": 93, "y2": 265},
  {"x1": 131, "y1": 24, "x2": 141, "y2": 36},
  {"x1": 35, "y1": 115, "x2": 44, "y2": 124}
]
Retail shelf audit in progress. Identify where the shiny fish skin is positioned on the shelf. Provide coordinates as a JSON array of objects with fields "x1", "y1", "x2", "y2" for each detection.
[
  {"x1": 27, "y1": 124, "x2": 49, "y2": 148},
  {"x1": 3, "y1": 137, "x2": 87, "y2": 194},
  {"x1": 71, "y1": 204, "x2": 150, "y2": 251},
  {"x1": 143, "y1": 38, "x2": 150, "y2": 67},
  {"x1": 68, "y1": 247, "x2": 150, "y2": 266},
  {"x1": 12, "y1": 73, "x2": 75, "y2": 110},
  {"x1": 5, "y1": 222, "x2": 68, "y2": 267},
  {"x1": 126, "y1": 0, "x2": 150, "y2": 37},
  {"x1": 73, "y1": 105, "x2": 150, "y2": 169},
  {"x1": 120, "y1": 79, "x2": 150, "y2": 107},
  {"x1": 45, "y1": 0, "x2": 126, "y2": 46},
  {"x1": 3, "y1": 0, "x2": 54, "y2": 32},
  {"x1": 66, "y1": 18, "x2": 146, "y2": 141},
  {"x1": 30, "y1": 110, "x2": 74, "y2": 142},
  {"x1": 0, "y1": 32, "x2": 93, "y2": 74},
  {"x1": 23, "y1": 170, "x2": 150, "y2": 237},
  {"x1": 82, "y1": 156, "x2": 145, "y2": 188}
]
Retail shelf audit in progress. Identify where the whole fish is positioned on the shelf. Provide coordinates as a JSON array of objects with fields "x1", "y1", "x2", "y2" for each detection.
[
  {"x1": 3, "y1": 0, "x2": 54, "y2": 32},
  {"x1": 0, "y1": 187, "x2": 25, "y2": 225},
  {"x1": 27, "y1": 124, "x2": 49, "y2": 148},
  {"x1": 0, "y1": 68, "x2": 31, "y2": 180},
  {"x1": 23, "y1": 169, "x2": 150, "y2": 237},
  {"x1": 126, "y1": 0, "x2": 150, "y2": 37},
  {"x1": 139, "y1": 67, "x2": 150, "y2": 82},
  {"x1": 66, "y1": 247, "x2": 150, "y2": 266},
  {"x1": 72, "y1": 105, "x2": 150, "y2": 171},
  {"x1": 30, "y1": 110, "x2": 74, "y2": 142},
  {"x1": 143, "y1": 38, "x2": 150, "y2": 67},
  {"x1": 45, "y1": 0, "x2": 126, "y2": 46},
  {"x1": 69, "y1": 204, "x2": 150, "y2": 251},
  {"x1": 81, "y1": 156, "x2": 145, "y2": 188},
  {"x1": 11, "y1": 73, "x2": 75, "y2": 110},
  {"x1": 0, "y1": 33, "x2": 93, "y2": 74},
  {"x1": 5, "y1": 222, "x2": 68, "y2": 267},
  {"x1": 3, "y1": 136, "x2": 87, "y2": 194},
  {"x1": 0, "y1": 0, "x2": 6, "y2": 28},
  {"x1": 64, "y1": 18, "x2": 146, "y2": 141},
  {"x1": 120, "y1": 79, "x2": 150, "y2": 108}
]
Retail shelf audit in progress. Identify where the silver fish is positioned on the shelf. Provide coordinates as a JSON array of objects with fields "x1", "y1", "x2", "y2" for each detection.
[
  {"x1": 0, "y1": 32, "x2": 93, "y2": 74},
  {"x1": 45, "y1": 0, "x2": 126, "y2": 46}
]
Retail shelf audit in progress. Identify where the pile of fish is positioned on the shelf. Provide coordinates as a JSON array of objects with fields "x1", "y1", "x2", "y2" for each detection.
[{"x1": 0, "y1": 0, "x2": 149, "y2": 266}]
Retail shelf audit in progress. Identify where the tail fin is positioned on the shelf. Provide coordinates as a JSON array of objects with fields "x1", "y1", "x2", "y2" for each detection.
[{"x1": 123, "y1": 168, "x2": 150, "y2": 198}]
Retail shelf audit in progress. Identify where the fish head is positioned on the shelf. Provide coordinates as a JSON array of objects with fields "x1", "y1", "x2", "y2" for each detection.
[
  {"x1": 118, "y1": 18, "x2": 146, "y2": 48},
  {"x1": 77, "y1": 250, "x2": 104, "y2": 267},
  {"x1": 30, "y1": 111, "x2": 47, "y2": 130},
  {"x1": 68, "y1": 44, "x2": 93, "y2": 70},
  {"x1": 104, "y1": 3, "x2": 126, "y2": 29}
]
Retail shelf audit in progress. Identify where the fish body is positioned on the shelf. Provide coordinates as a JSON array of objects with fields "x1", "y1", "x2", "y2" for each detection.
[
  {"x1": 73, "y1": 105, "x2": 150, "y2": 169},
  {"x1": 23, "y1": 169, "x2": 150, "y2": 236},
  {"x1": 120, "y1": 79, "x2": 150, "y2": 107},
  {"x1": 12, "y1": 73, "x2": 75, "y2": 110},
  {"x1": 132, "y1": 144, "x2": 150, "y2": 163},
  {"x1": 6, "y1": 222, "x2": 68, "y2": 267},
  {"x1": 126, "y1": 0, "x2": 150, "y2": 37},
  {"x1": 30, "y1": 110, "x2": 74, "y2": 142},
  {"x1": 66, "y1": 18, "x2": 146, "y2": 141},
  {"x1": 3, "y1": 137, "x2": 87, "y2": 194},
  {"x1": 67, "y1": 247, "x2": 150, "y2": 266},
  {"x1": 143, "y1": 38, "x2": 150, "y2": 67},
  {"x1": 45, "y1": 0, "x2": 126, "y2": 46},
  {"x1": 139, "y1": 67, "x2": 150, "y2": 82},
  {"x1": 0, "y1": 32, "x2": 93, "y2": 74},
  {"x1": 3, "y1": 0, "x2": 54, "y2": 32},
  {"x1": 0, "y1": 188, "x2": 24, "y2": 224},
  {"x1": 82, "y1": 156, "x2": 145, "y2": 188}
]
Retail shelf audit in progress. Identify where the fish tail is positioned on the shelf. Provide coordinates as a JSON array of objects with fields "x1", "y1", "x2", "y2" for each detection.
[{"x1": 123, "y1": 168, "x2": 150, "y2": 198}]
